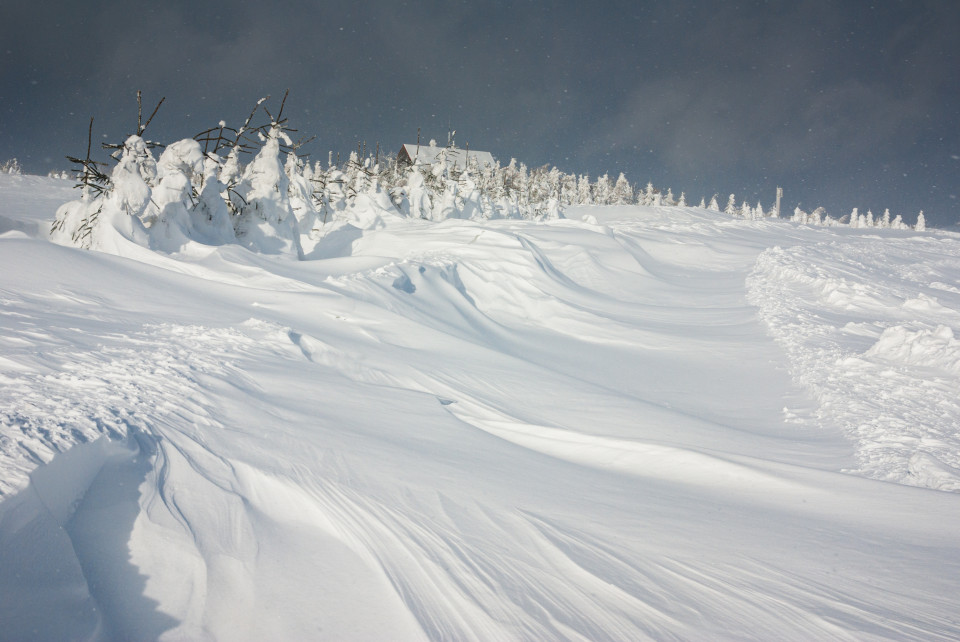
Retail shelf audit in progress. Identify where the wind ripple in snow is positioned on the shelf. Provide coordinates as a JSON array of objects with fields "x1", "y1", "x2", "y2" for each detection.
[
  {"x1": 0, "y1": 319, "x2": 257, "y2": 497},
  {"x1": 747, "y1": 238, "x2": 960, "y2": 490}
]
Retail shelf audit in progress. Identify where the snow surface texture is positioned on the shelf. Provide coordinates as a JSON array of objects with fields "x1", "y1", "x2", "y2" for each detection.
[
  {"x1": 748, "y1": 238, "x2": 960, "y2": 491},
  {"x1": 2, "y1": 174, "x2": 960, "y2": 640}
]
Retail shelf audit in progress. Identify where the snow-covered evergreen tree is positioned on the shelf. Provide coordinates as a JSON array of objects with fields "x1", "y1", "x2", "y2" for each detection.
[
  {"x1": 724, "y1": 194, "x2": 737, "y2": 216},
  {"x1": 611, "y1": 173, "x2": 633, "y2": 205},
  {"x1": 232, "y1": 126, "x2": 303, "y2": 257},
  {"x1": 576, "y1": 174, "x2": 593, "y2": 205},
  {"x1": 1, "y1": 158, "x2": 23, "y2": 175},
  {"x1": 594, "y1": 174, "x2": 612, "y2": 206},
  {"x1": 915, "y1": 211, "x2": 926, "y2": 231},
  {"x1": 849, "y1": 208, "x2": 860, "y2": 228}
]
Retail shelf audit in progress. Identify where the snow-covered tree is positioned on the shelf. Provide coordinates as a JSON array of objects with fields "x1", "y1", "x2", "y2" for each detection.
[
  {"x1": 611, "y1": 172, "x2": 633, "y2": 205},
  {"x1": 849, "y1": 208, "x2": 860, "y2": 228},
  {"x1": 1, "y1": 158, "x2": 22, "y2": 175},
  {"x1": 594, "y1": 174, "x2": 612, "y2": 205},
  {"x1": 640, "y1": 182, "x2": 656, "y2": 206},
  {"x1": 232, "y1": 125, "x2": 303, "y2": 257},
  {"x1": 576, "y1": 174, "x2": 593, "y2": 205},
  {"x1": 915, "y1": 211, "x2": 926, "y2": 231},
  {"x1": 724, "y1": 194, "x2": 737, "y2": 217}
]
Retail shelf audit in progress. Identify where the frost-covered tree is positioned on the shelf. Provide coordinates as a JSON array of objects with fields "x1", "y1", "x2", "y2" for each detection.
[
  {"x1": 640, "y1": 182, "x2": 656, "y2": 206},
  {"x1": 576, "y1": 174, "x2": 593, "y2": 205},
  {"x1": 724, "y1": 194, "x2": 737, "y2": 217},
  {"x1": 678, "y1": 192, "x2": 687, "y2": 207},
  {"x1": 594, "y1": 174, "x2": 612, "y2": 205},
  {"x1": 1, "y1": 158, "x2": 22, "y2": 175},
  {"x1": 611, "y1": 172, "x2": 633, "y2": 205},
  {"x1": 51, "y1": 135, "x2": 155, "y2": 250},
  {"x1": 232, "y1": 125, "x2": 303, "y2": 257},
  {"x1": 708, "y1": 195, "x2": 720, "y2": 212},
  {"x1": 915, "y1": 211, "x2": 926, "y2": 231}
]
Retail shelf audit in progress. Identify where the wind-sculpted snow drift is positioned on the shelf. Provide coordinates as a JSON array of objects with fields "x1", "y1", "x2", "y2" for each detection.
[{"x1": 2, "y1": 174, "x2": 960, "y2": 640}]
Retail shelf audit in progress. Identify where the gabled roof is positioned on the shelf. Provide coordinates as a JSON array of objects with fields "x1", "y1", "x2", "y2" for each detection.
[{"x1": 399, "y1": 144, "x2": 495, "y2": 171}]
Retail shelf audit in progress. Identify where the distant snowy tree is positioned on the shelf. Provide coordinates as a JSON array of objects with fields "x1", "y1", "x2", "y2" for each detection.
[
  {"x1": 809, "y1": 207, "x2": 825, "y2": 226},
  {"x1": 865, "y1": 209, "x2": 874, "y2": 228},
  {"x1": 849, "y1": 208, "x2": 860, "y2": 228},
  {"x1": 708, "y1": 195, "x2": 720, "y2": 212},
  {"x1": 891, "y1": 213, "x2": 905, "y2": 229},
  {"x1": 576, "y1": 174, "x2": 593, "y2": 205},
  {"x1": 594, "y1": 174, "x2": 612, "y2": 205},
  {"x1": 611, "y1": 172, "x2": 633, "y2": 205},
  {"x1": 880, "y1": 208, "x2": 891, "y2": 228},
  {"x1": 698, "y1": 197, "x2": 706, "y2": 209},
  {"x1": 640, "y1": 182, "x2": 656, "y2": 206},
  {"x1": 678, "y1": 192, "x2": 687, "y2": 207},
  {"x1": 1, "y1": 158, "x2": 22, "y2": 175},
  {"x1": 915, "y1": 211, "x2": 926, "y2": 231},
  {"x1": 724, "y1": 194, "x2": 737, "y2": 216},
  {"x1": 560, "y1": 172, "x2": 578, "y2": 206},
  {"x1": 403, "y1": 164, "x2": 431, "y2": 219}
]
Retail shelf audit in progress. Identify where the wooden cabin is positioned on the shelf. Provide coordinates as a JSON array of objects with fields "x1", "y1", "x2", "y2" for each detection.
[{"x1": 396, "y1": 143, "x2": 495, "y2": 171}]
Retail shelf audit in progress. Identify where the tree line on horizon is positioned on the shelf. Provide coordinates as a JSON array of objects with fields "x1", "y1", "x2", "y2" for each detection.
[{"x1": 28, "y1": 93, "x2": 927, "y2": 255}]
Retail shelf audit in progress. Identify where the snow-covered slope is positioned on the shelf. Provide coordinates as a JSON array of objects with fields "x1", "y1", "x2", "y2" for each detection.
[{"x1": 2, "y1": 174, "x2": 960, "y2": 640}]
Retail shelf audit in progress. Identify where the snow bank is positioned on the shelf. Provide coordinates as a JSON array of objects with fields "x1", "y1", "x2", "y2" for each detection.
[{"x1": 748, "y1": 235, "x2": 960, "y2": 490}]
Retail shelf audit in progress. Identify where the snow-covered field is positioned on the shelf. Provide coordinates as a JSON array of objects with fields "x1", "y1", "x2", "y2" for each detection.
[{"x1": 2, "y1": 172, "x2": 960, "y2": 640}]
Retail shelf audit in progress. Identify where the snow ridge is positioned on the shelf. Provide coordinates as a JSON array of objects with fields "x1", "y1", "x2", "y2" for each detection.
[{"x1": 747, "y1": 237, "x2": 960, "y2": 490}]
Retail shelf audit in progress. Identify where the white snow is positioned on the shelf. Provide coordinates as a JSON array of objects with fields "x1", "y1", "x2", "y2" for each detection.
[{"x1": 2, "y1": 176, "x2": 960, "y2": 640}]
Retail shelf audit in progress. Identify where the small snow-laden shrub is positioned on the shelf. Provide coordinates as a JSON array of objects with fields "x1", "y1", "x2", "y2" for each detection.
[
  {"x1": 345, "y1": 162, "x2": 405, "y2": 230},
  {"x1": 193, "y1": 152, "x2": 236, "y2": 243},
  {"x1": 285, "y1": 152, "x2": 322, "y2": 237},
  {"x1": 400, "y1": 165, "x2": 428, "y2": 219},
  {"x1": 458, "y1": 167, "x2": 483, "y2": 220},
  {"x1": 1, "y1": 158, "x2": 23, "y2": 175},
  {"x1": 148, "y1": 138, "x2": 205, "y2": 251},
  {"x1": 51, "y1": 135, "x2": 153, "y2": 251},
  {"x1": 232, "y1": 126, "x2": 303, "y2": 257}
]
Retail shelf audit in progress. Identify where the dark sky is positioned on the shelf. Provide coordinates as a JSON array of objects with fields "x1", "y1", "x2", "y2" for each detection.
[{"x1": 3, "y1": 0, "x2": 959, "y2": 225}]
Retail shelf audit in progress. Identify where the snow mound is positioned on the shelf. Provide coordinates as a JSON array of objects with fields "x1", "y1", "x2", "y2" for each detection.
[{"x1": 865, "y1": 324, "x2": 960, "y2": 375}]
